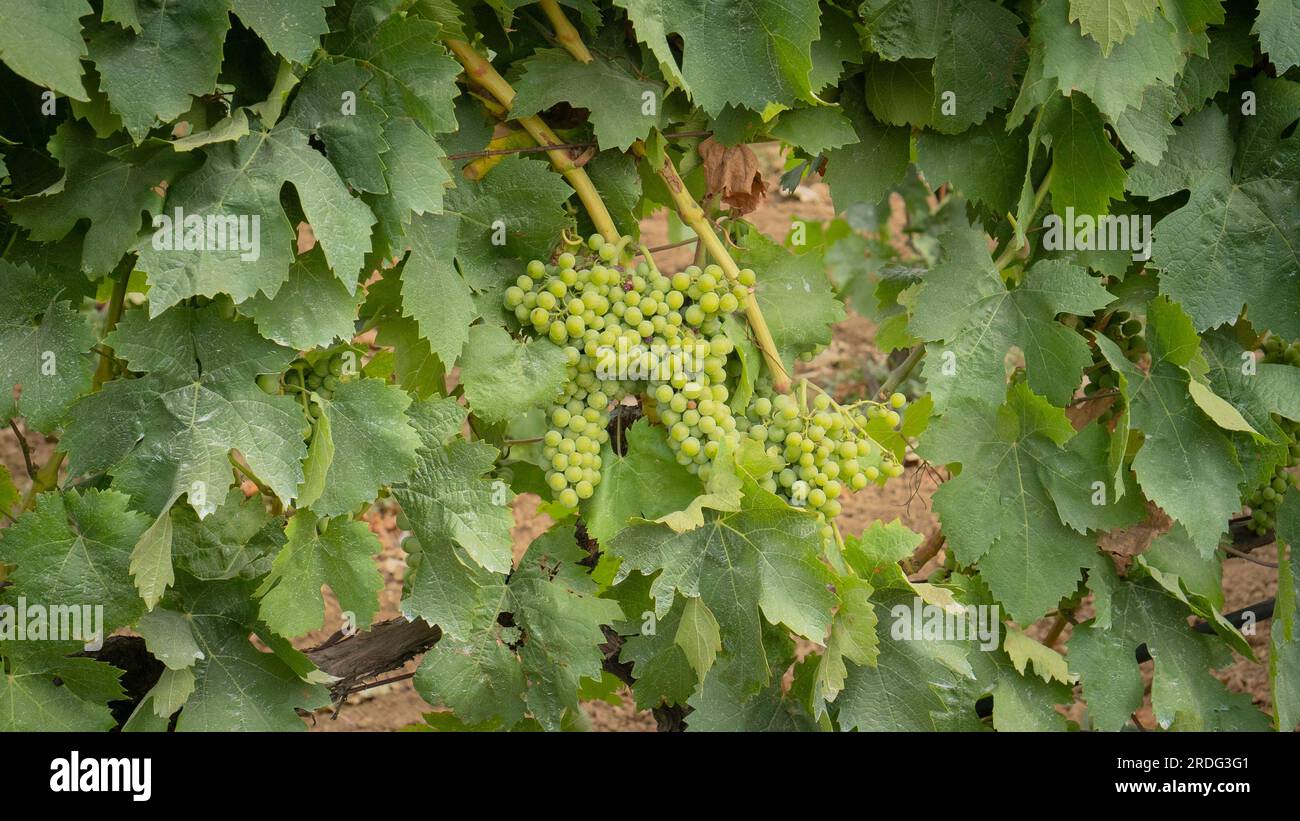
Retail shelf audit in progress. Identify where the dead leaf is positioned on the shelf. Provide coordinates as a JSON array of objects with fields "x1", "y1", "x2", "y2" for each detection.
[{"x1": 698, "y1": 137, "x2": 766, "y2": 216}]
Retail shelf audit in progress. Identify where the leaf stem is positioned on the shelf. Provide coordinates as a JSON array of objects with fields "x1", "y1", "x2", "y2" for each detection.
[
  {"x1": 994, "y1": 163, "x2": 1054, "y2": 270},
  {"x1": 444, "y1": 39, "x2": 620, "y2": 243},
  {"x1": 93, "y1": 257, "x2": 133, "y2": 390},
  {"x1": 8, "y1": 420, "x2": 35, "y2": 479},
  {"x1": 878, "y1": 345, "x2": 924, "y2": 399}
]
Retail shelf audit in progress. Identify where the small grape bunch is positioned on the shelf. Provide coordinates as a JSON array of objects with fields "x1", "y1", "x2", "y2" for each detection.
[
  {"x1": 1084, "y1": 310, "x2": 1145, "y2": 424},
  {"x1": 1262, "y1": 334, "x2": 1300, "y2": 366},
  {"x1": 1245, "y1": 418, "x2": 1299, "y2": 535},
  {"x1": 735, "y1": 386, "x2": 908, "y2": 540}
]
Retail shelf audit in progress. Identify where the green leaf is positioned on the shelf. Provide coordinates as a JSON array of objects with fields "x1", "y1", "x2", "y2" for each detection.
[
  {"x1": 61, "y1": 305, "x2": 306, "y2": 517},
  {"x1": 148, "y1": 667, "x2": 196, "y2": 718},
  {"x1": 398, "y1": 214, "x2": 477, "y2": 369},
  {"x1": 738, "y1": 230, "x2": 845, "y2": 374},
  {"x1": 0, "y1": 488, "x2": 150, "y2": 631},
  {"x1": 1070, "y1": 579, "x2": 1269, "y2": 730},
  {"x1": 458, "y1": 324, "x2": 568, "y2": 426},
  {"x1": 229, "y1": 0, "x2": 329, "y2": 64},
  {"x1": 137, "y1": 607, "x2": 204, "y2": 670},
  {"x1": 335, "y1": 14, "x2": 461, "y2": 136},
  {"x1": 823, "y1": 80, "x2": 911, "y2": 210},
  {"x1": 0, "y1": 644, "x2": 119, "y2": 731},
  {"x1": 0, "y1": 0, "x2": 91, "y2": 100},
  {"x1": 136, "y1": 124, "x2": 377, "y2": 316},
  {"x1": 392, "y1": 397, "x2": 515, "y2": 575},
  {"x1": 284, "y1": 60, "x2": 391, "y2": 194},
  {"x1": 171, "y1": 487, "x2": 285, "y2": 581},
  {"x1": 911, "y1": 227, "x2": 1113, "y2": 409},
  {"x1": 916, "y1": 113, "x2": 1029, "y2": 216},
  {"x1": 1254, "y1": 0, "x2": 1300, "y2": 71},
  {"x1": 674, "y1": 596, "x2": 722, "y2": 679},
  {"x1": 612, "y1": 0, "x2": 821, "y2": 114},
  {"x1": 512, "y1": 50, "x2": 667, "y2": 151},
  {"x1": 920, "y1": 383, "x2": 1123, "y2": 623},
  {"x1": 309, "y1": 377, "x2": 421, "y2": 517},
  {"x1": 8, "y1": 122, "x2": 194, "y2": 275},
  {"x1": 0, "y1": 263, "x2": 97, "y2": 433},
  {"x1": 770, "y1": 106, "x2": 860, "y2": 156},
  {"x1": 166, "y1": 574, "x2": 331, "y2": 730},
  {"x1": 414, "y1": 524, "x2": 622, "y2": 730},
  {"x1": 1128, "y1": 95, "x2": 1300, "y2": 340},
  {"x1": 131, "y1": 505, "x2": 176, "y2": 609},
  {"x1": 256, "y1": 511, "x2": 384, "y2": 637},
  {"x1": 861, "y1": 0, "x2": 1025, "y2": 132},
  {"x1": 583, "y1": 419, "x2": 702, "y2": 544},
  {"x1": 1067, "y1": 0, "x2": 1158, "y2": 53},
  {"x1": 1038, "y1": 0, "x2": 1187, "y2": 121},
  {"x1": 608, "y1": 486, "x2": 835, "y2": 695},
  {"x1": 1041, "y1": 93, "x2": 1127, "y2": 215},
  {"x1": 243, "y1": 246, "x2": 361, "y2": 350},
  {"x1": 811, "y1": 575, "x2": 878, "y2": 709},
  {"x1": 87, "y1": 0, "x2": 231, "y2": 141},
  {"x1": 1095, "y1": 299, "x2": 1243, "y2": 555}
]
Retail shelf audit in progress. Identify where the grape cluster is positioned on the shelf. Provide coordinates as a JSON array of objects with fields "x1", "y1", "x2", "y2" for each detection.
[
  {"x1": 1084, "y1": 310, "x2": 1145, "y2": 424},
  {"x1": 506, "y1": 233, "x2": 750, "y2": 507},
  {"x1": 735, "y1": 389, "x2": 907, "y2": 540},
  {"x1": 1244, "y1": 337, "x2": 1300, "y2": 534},
  {"x1": 506, "y1": 232, "x2": 909, "y2": 534}
]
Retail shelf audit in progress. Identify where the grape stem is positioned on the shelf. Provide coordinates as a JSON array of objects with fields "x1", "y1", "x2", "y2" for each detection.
[
  {"x1": 228, "y1": 452, "x2": 282, "y2": 513},
  {"x1": 538, "y1": 0, "x2": 593, "y2": 62},
  {"x1": 444, "y1": 39, "x2": 621, "y2": 244},
  {"x1": 634, "y1": 142, "x2": 792, "y2": 393},
  {"x1": 20, "y1": 452, "x2": 64, "y2": 511}
]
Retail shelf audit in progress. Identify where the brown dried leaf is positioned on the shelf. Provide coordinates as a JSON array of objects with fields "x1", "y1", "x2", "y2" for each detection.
[{"x1": 697, "y1": 137, "x2": 766, "y2": 216}]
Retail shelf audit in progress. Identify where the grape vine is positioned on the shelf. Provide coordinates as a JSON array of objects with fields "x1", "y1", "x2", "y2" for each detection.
[{"x1": 0, "y1": 0, "x2": 1297, "y2": 735}]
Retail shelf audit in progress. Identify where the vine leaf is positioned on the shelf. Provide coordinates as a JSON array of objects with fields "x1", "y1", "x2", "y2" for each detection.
[
  {"x1": 62, "y1": 305, "x2": 306, "y2": 518},
  {"x1": 0, "y1": 488, "x2": 150, "y2": 632},
  {"x1": 738, "y1": 231, "x2": 845, "y2": 373},
  {"x1": 1041, "y1": 93, "x2": 1127, "y2": 215},
  {"x1": 256, "y1": 511, "x2": 384, "y2": 637},
  {"x1": 308, "y1": 377, "x2": 421, "y2": 517},
  {"x1": 1067, "y1": 0, "x2": 1158, "y2": 54},
  {"x1": 136, "y1": 124, "x2": 377, "y2": 317},
  {"x1": 861, "y1": 0, "x2": 1025, "y2": 132},
  {"x1": 162, "y1": 574, "x2": 331, "y2": 730},
  {"x1": 137, "y1": 607, "x2": 205, "y2": 670},
  {"x1": 414, "y1": 525, "x2": 622, "y2": 731},
  {"x1": 512, "y1": 49, "x2": 667, "y2": 151},
  {"x1": 0, "y1": 644, "x2": 121, "y2": 731},
  {"x1": 582, "y1": 419, "x2": 701, "y2": 544},
  {"x1": 1126, "y1": 90, "x2": 1300, "y2": 340},
  {"x1": 7, "y1": 122, "x2": 196, "y2": 276},
  {"x1": 1095, "y1": 298, "x2": 1243, "y2": 556},
  {"x1": 0, "y1": 0, "x2": 91, "y2": 100},
  {"x1": 87, "y1": 0, "x2": 231, "y2": 142},
  {"x1": 921, "y1": 383, "x2": 1130, "y2": 623},
  {"x1": 243, "y1": 246, "x2": 361, "y2": 350},
  {"x1": 458, "y1": 324, "x2": 568, "y2": 425},
  {"x1": 911, "y1": 227, "x2": 1113, "y2": 410},
  {"x1": 1037, "y1": 0, "x2": 1188, "y2": 122},
  {"x1": 392, "y1": 398, "x2": 515, "y2": 575},
  {"x1": 1070, "y1": 580, "x2": 1270, "y2": 730},
  {"x1": 1254, "y1": 0, "x2": 1300, "y2": 72},
  {"x1": 171, "y1": 487, "x2": 286, "y2": 582},
  {"x1": 228, "y1": 0, "x2": 330, "y2": 64},
  {"x1": 608, "y1": 480, "x2": 835, "y2": 695},
  {"x1": 0, "y1": 262, "x2": 98, "y2": 433},
  {"x1": 611, "y1": 0, "x2": 821, "y2": 114}
]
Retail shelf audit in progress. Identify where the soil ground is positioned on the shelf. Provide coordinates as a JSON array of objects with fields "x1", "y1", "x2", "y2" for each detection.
[{"x1": 0, "y1": 149, "x2": 1277, "y2": 732}]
